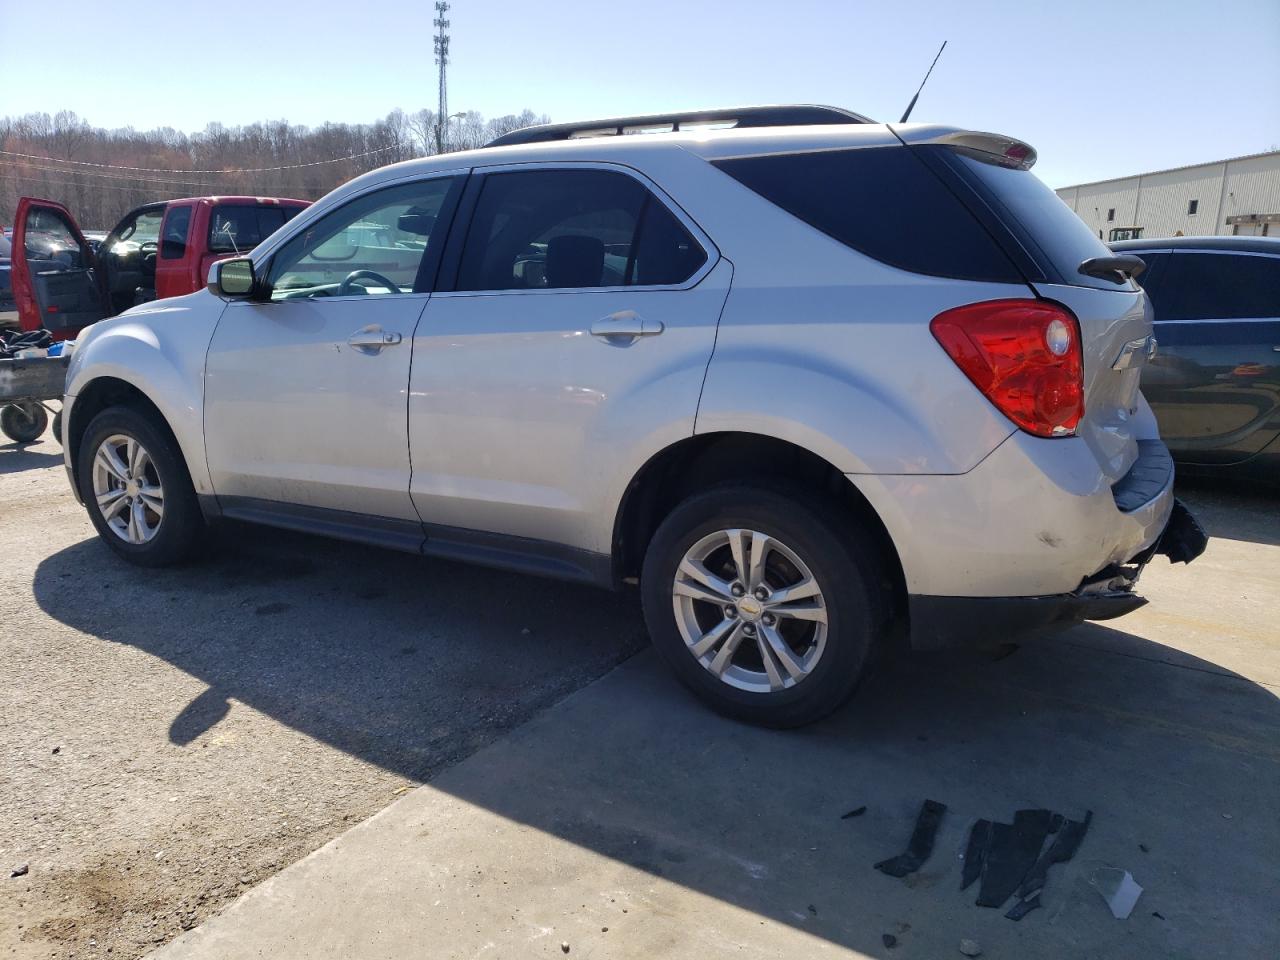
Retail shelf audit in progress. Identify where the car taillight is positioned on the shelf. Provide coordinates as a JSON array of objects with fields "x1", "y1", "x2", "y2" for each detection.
[{"x1": 930, "y1": 299, "x2": 1083, "y2": 438}]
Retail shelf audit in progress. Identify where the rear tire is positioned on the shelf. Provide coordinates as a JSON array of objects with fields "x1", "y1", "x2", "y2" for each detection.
[
  {"x1": 641, "y1": 485, "x2": 889, "y2": 728},
  {"x1": 77, "y1": 405, "x2": 205, "y2": 566},
  {"x1": 1, "y1": 402, "x2": 48, "y2": 443},
  {"x1": 52, "y1": 409, "x2": 63, "y2": 444}
]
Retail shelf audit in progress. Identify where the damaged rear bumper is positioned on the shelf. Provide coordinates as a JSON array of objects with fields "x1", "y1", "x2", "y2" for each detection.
[{"x1": 908, "y1": 497, "x2": 1207, "y2": 650}]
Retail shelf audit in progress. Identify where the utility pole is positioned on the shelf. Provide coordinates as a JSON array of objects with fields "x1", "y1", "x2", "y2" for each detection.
[{"x1": 433, "y1": 2, "x2": 451, "y2": 154}]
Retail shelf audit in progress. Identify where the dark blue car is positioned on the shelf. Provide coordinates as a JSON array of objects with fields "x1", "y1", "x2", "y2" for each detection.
[{"x1": 1113, "y1": 236, "x2": 1280, "y2": 482}]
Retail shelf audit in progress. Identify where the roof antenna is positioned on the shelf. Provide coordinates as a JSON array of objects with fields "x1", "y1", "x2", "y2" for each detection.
[{"x1": 899, "y1": 41, "x2": 947, "y2": 123}]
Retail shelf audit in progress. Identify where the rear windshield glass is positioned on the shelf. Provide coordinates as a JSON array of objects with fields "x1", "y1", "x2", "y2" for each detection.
[
  {"x1": 953, "y1": 153, "x2": 1125, "y2": 291},
  {"x1": 712, "y1": 147, "x2": 1023, "y2": 283}
]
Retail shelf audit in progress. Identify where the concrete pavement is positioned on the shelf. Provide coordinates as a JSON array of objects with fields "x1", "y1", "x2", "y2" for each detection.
[{"x1": 151, "y1": 487, "x2": 1280, "y2": 960}]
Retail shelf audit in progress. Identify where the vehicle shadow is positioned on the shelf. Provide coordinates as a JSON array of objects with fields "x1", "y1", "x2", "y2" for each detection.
[
  {"x1": 30, "y1": 522, "x2": 1280, "y2": 957},
  {"x1": 31, "y1": 523, "x2": 648, "y2": 781},
  {"x1": 0, "y1": 439, "x2": 63, "y2": 474},
  {"x1": 1176, "y1": 478, "x2": 1280, "y2": 548}
]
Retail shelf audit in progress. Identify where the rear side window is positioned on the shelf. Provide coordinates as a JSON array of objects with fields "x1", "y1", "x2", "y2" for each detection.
[
  {"x1": 454, "y1": 169, "x2": 706, "y2": 292},
  {"x1": 950, "y1": 152, "x2": 1122, "y2": 290},
  {"x1": 711, "y1": 147, "x2": 1022, "y2": 283},
  {"x1": 160, "y1": 205, "x2": 192, "y2": 260},
  {"x1": 1159, "y1": 252, "x2": 1280, "y2": 320},
  {"x1": 209, "y1": 205, "x2": 292, "y2": 254}
]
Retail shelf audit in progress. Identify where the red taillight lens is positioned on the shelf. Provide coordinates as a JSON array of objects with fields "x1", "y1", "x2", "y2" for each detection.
[{"x1": 930, "y1": 299, "x2": 1084, "y2": 438}]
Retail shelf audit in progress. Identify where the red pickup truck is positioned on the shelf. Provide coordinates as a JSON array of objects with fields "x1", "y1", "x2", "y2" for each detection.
[{"x1": 9, "y1": 195, "x2": 309, "y2": 339}]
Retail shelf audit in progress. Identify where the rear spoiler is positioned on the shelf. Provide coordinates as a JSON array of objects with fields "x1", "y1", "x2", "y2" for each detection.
[{"x1": 888, "y1": 124, "x2": 1037, "y2": 171}]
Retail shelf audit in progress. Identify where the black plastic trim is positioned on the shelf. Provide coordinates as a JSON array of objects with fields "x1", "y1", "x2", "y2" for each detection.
[
  {"x1": 1111, "y1": 439, "x2": 1173, "y2": 512},
  {"x1": 212, "y1": 496, "x2": 613, "y2": 587},
  {"x1": 218, "y1": 497, "x2": 427, "y2": 553},
  {"x1": 908, "y1": 590, "x2": 1147, "y2": 650}
]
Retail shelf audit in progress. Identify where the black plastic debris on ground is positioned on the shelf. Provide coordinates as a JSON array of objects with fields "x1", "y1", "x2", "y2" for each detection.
[
  {"x1": 956, "y1": 807, "x2": 1092, "y2": 919},
  {"x1": 960, "y1": 819, "x2": 991, "y2": 890},
  {"x1": 878, "y1": 800, "x2": 1093, "y2": 921},
  {"x1": 977, "y1": 809, "x2": 1055, "y2": 908},
  {"x1": 874, "y1": 799, "x2": 947, "y2": 878},
  {"x1": 1004, "y1": 811, "x2": 1093, "y2": 917}
]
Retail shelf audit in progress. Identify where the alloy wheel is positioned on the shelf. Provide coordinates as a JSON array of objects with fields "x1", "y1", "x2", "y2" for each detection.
[
  {"x1": 92, "y1": 433, "x2": 165, "y2": 544},
  {"x1": 671, "y1": 528, "x2": 828, "y2": 693}
]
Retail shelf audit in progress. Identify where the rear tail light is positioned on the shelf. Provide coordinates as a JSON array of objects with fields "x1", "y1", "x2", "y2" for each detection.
[{"x1": 930, "y1": 299, "x2": 1083, "y2": 438}]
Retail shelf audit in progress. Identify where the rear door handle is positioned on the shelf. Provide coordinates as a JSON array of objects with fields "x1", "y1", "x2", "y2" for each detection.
[
  {"x1": 347, "y1": 326, "x2": 403, "y2": 353},
  {"x1": 590, "y1": 310, "x2": 664, "y2": 341}
]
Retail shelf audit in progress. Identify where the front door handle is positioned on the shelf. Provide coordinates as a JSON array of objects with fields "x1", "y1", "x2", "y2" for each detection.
[
  {"x1": 347, "y1": 326, "x2": 403, "y2": 354},
  {"x1": 590, "y1": 310, "x2": 664, "y2": 342}
]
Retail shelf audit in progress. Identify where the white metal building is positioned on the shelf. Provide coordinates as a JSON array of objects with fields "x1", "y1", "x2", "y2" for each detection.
[{"x1": 1055, "y1": 150, "x2": 1280, "y2": 243}]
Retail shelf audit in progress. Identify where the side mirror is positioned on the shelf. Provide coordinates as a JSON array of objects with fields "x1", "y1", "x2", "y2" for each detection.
[{"x1": 208, "y1": 258, "x2": 256, "y2": 298}]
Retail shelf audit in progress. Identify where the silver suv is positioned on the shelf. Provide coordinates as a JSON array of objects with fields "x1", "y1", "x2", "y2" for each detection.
[{"x1": 59, "y1": 106, "x2": 1203, "y2": 726}]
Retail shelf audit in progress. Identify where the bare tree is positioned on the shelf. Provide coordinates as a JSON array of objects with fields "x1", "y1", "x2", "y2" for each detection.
[{"x1": 0, "y1": 106, "x2": 552, "y2": 228}]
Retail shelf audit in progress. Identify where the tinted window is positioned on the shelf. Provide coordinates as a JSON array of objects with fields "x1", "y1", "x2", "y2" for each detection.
[
  {"x1": 1160, "y1": 252, "x2": 1280, "y2": 320},
  {"x1": 713, "y1": 147, "x2": 1021, "y2": 283},
  {"x1": 953, "y1": 152, "x2": 1122, "y2": 291},
  {"x1": 455, "y1": 169, "x2": 706, "y2": 291},
  {"x1": 160, "y1": 205, "x2": 192, "y2": 260},
  {"x1": 209, "y1": 205, "x2": 292, "y2": 254},
  {"x1": 1129, "y1": 251, "x2": 1170, "y2": 319},
  {"x1": 267, "y1": 177, "x2": 459, "y2": 299}
]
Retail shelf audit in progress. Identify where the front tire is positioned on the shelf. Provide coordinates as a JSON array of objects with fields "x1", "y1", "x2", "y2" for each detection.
[
  {"x1": 77, "y1": 406, "x2": 205, "y2": 566},
  {"x1": 641, "y1": 485, "x2": 889, "y2": 728}
]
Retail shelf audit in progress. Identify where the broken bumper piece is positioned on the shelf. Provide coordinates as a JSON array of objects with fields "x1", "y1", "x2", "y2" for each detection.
[{"x1": 908, "y1": 498, "x2": 1207, "y2": 649}]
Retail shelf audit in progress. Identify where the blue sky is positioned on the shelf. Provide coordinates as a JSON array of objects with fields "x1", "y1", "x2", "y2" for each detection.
[{"x1": 1, "y1": 0, "x2": 1277, "y2": 187}]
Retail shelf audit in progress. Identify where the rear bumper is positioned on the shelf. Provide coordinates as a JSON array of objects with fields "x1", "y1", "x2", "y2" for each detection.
[
  {"x1": 848, "y1": 430, "x2": 1203, "y2": 648},
  {"x1": 906, "y1": 496, "x2": 1206, "y2": 649},
  {"x1": 908, "y1": 591, "x2": 1147, "y2": 650}
]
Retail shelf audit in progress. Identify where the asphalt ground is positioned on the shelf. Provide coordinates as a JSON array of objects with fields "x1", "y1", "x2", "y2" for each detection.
[{"x1": 3, "y1": 418, "x2": 1277, "y2": 959}]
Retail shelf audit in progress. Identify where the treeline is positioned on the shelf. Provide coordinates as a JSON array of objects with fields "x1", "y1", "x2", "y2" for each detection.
[{"x1": 0, "y1": 108, "x2": 549, "y2": 229}]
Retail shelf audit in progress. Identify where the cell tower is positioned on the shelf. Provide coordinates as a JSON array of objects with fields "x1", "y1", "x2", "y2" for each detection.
[{"x1": 433, "y1": 2, "x2": 451, "y2": 154}]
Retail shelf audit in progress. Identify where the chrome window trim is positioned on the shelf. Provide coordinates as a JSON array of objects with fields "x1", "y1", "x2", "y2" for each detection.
[{"x1": 436, "y1": 159, "x2": 720, "y2": 298}]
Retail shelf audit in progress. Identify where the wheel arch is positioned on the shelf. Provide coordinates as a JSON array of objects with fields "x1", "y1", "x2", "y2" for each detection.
[
  {"x1": 612, "y1": 431, "x2": 907, "y2": 619},
  {"x1": 67, "y1": 377, "x2": 185, "y2": 494}
]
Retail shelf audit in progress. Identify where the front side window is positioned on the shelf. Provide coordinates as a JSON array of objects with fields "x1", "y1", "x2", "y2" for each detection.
[
  {"x1": 267, "y1": 177, "x2": 460, "y2": 299},
  {"x1": 23, "y1": 208, "x2": 89, "y2": 270},
  {"x1": 454, "y1": 168, "x2": 706, "y2": 292}
]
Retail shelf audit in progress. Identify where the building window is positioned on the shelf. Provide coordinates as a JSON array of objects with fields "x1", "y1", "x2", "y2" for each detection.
[
  {"x1": 1107, "y1": 208, "x2": 1115, "y2": 222},
  {"x1": 1187, "y1": 199, "x2": 1199, "y2": 216}
]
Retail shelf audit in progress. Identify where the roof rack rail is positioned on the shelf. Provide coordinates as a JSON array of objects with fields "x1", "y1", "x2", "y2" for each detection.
[{"x1": 485, "y1": 104, "x2": 873, "y2": 148}]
